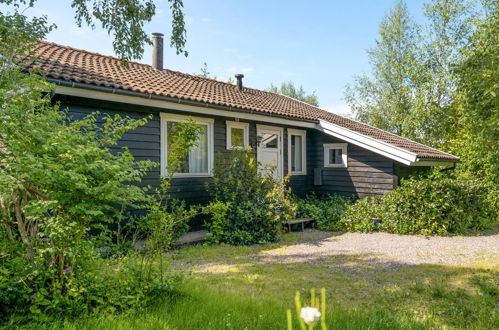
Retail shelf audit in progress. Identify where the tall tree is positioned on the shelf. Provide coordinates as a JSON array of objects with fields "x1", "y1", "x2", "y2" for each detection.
[
  {"x1": 345, "y1": 0, "x2": 478, "y2": 146},
  {"x1": 416, "y1": 0, "x2": 477, "y2": 145},
  {"x1": 267, "y1": 81, "x2": 319, "y2": 107},
  {"x1": 344, "y1": 1, "x2": 422, "y2": 139},
  {"x1": 448, "y1": 0, "x2": 498, "y2": 204}
]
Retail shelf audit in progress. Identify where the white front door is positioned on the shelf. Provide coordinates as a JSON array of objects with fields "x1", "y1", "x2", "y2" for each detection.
[{"x1": 256, "y1": 125, "x2": 283, "y2": 179}]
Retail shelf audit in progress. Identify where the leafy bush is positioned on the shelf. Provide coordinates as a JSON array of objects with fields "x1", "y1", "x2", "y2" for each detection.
[
  {"x1": 296, "y1": 193, "x2": 355, "y2": 231},
  {"x1": 0, "y1": 53, "x2": 200, "y2": 321},
  {"x1": 340, "y1": 177, "x2": 496, "y2": 235},
  {"x1": 204, "y1": 149, "x2": 297, "y2": 245},
  {"x1": 0, "y1": 248, "x2": 180, "y2": 323}
]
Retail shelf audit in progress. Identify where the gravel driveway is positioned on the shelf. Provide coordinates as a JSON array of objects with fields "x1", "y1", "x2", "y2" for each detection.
[{"x1": 259, "y1": 230, "x2": 499, "y2": 268}]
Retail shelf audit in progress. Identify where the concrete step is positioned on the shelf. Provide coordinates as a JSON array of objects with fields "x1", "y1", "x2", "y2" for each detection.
[{"x1": 176, "y1": 229, "x2": 208, "y2": 245}]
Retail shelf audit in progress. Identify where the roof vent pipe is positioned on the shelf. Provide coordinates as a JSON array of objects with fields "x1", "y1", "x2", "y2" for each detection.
[
  {"x1": 152, "y1": 32, "x2": 164, "y2": 71},
  {"x1": 235, "y1": 74, "x2": 244, "y2": 91}
]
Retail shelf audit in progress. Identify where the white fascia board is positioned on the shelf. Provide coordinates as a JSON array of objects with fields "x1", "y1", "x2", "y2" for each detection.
[
  {"x1": 54, "y1": 85, "x2": 316, "y2": 129},
  {"x1": 318, "y1": 119, "x2": 418, "y2": 165}
]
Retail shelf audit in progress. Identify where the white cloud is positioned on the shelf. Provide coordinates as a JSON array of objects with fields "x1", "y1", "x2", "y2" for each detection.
[
  {"x1": 155, "y1": 8, "x2": 164, "y2": 17},
  {"x1": 241, "y1": 67, "x2": 254, "y2": 73},
  {"x1": 322, "y1": 102, "x2": 351, "y2": 116}
]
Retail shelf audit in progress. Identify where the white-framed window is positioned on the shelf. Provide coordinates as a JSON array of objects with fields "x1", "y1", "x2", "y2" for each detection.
[
  {"x1": 226, "y1": 121, "x2": 249, "y2": 149},
  {"x1": 160, "y1": 113, "x2": 214, "y2": 177},
  {"x1": 324, "y1": 143, "x2": 348, "y2": 168},
  {"x1": 288, "y1": 128, "x2": 307, "y2": 175}
]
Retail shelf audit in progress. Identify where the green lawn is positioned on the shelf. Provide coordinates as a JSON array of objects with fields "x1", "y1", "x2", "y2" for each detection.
[{"x1": 50, "y1": 231, "x2": 497, "y2": 329}]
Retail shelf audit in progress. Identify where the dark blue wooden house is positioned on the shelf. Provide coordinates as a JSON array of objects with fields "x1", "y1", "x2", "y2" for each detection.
[{"x1": 24, "y1": 35, "x2": 459, "y2": 205}]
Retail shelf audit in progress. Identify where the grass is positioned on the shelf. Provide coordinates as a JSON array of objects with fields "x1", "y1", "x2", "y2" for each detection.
[
  {"x1": 48, "y1": 282, "x2": 427, "y2": 330},
  {"x1": 24, "y1": 231, "x2": 499, "y2": 329},
  {"x1": 165, "y1": 231, "x2": 499, "y2": 329}
]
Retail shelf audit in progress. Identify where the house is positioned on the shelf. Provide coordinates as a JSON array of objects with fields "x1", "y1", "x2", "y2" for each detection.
[{"x1": 23, "y1": 34, "x2": 459, "y2": 206}]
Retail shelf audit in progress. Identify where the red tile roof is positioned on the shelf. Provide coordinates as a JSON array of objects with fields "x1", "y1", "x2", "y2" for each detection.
[{"x1": 22, "y1": 41, "x2": 458, "y2": 161}]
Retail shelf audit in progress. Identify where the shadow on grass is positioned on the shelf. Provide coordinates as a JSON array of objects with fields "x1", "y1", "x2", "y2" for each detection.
[
  {"x1": 46, "y1": 281, "x2": 431, "y2": 330},
  {"x1": 173, "y1": 232, "x2": 498, "y2": 329}
]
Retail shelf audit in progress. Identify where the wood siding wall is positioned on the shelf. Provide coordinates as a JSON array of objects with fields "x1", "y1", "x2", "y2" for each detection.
[
  {"x1": 58, "y1": 95, "x2": 397, "y2": 202},
  {"x1": 308, "y1": 130, "x2": 396, "y2": 197}
]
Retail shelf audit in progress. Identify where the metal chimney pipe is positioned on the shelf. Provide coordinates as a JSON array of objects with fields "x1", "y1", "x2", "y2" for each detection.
[
  {"x1": 235, "y1": 74, "x2": 244, "y2": 91},
  {"x1": 152, "y1": 32, "x2": 164, "y2": 70}
]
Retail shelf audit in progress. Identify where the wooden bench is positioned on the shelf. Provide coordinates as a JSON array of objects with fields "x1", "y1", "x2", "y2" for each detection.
[{"x1": 282, "y1": 218, "x2": 314, "y2": 232}]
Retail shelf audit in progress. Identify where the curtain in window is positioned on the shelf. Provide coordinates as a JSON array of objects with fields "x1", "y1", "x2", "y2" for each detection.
[
  {"x1": 167, "y1": 121, "x2": 208, "y2": 174},
  {"x1": 291, "y1": 135, "x2": 302, "y2": 171},
  {"x1": 189, "y1": 125, "x2": 208, "y2": 173}
]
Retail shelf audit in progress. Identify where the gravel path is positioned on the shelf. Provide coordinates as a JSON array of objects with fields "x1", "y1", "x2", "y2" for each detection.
[{"x1": 259, "y1": 230, "x2": 499, "y2": 268}]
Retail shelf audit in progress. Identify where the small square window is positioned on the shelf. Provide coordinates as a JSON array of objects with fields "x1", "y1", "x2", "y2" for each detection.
[
  {"x1": 324, "y1": 143, "x2": 347, "y2": 168},
  {"x1": 230, "y1": 127, "x2": 245, "y2": 148},
  {"x1": 226, "y1": 121, "x2": 249, "y2": 149}
]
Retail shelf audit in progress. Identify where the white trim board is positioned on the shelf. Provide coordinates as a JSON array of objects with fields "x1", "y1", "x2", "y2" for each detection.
[{"x1": 55, "y1": 85, "x2": 316, "y2": 129}]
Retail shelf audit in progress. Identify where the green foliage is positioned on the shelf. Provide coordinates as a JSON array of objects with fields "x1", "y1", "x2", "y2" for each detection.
[
  {"x1": 196, "y1": 62, "x2": 217, "y2": 79},
  {"x1": 204, "y1": 148, "x2": 297, "y2": 245},
  {"x1": 0, "y1": 28, "x2": 197, "y2": 322},
  {"x1": 124, "y1": 118, "x2": 200, "y2": 250},
  {"x1": 296, "y1": 194, "x2": 355, "y2": 231},
  {"x1": 340, "y1": 177, "x2": 496, "y2": 235},
  {"x1": 1, "y1": 0, "x2": 187, "y2": 60},
  {"x1": 0, "y1": 249, "x2": 180, "y2": 323},
  {"x1": 267, "y1": 81, "x2": 320, "y2": 107},
  {"x1": 137, "y1": 180, "x2": 197, "y2": 252},
  {"x1": 345, "y1": 0, "x2": 422, "y2": 139},
  {"x1": 344, "y1": 0, "x2": 497, "y2": 230},
  {"x1": 446, "y1": 0, "x2": 499, "y2": 212},
  {"x1": 345, "y1": 0, "x2": 477, "y2": 146},
  {"x1": 0, "y1": 62, "x2": 154, "y2": 263},
  {"x1": 0, "y1": 0, "x2": 194, "y2": 323}
]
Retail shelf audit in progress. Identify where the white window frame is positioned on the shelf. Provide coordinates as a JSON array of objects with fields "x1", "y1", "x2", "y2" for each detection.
[
  {"x1": 226, "y1": 121, "x2": 249, "y2": 150},
  {"x1": 288, "y1": 128, "x2": 307, "y2": 175},
  {"x1": 323, "y1": 143, "x2": 348, "y2": 168},
  {"x1": 160, "y1": 113, "x2": 214, "y2": 178}
]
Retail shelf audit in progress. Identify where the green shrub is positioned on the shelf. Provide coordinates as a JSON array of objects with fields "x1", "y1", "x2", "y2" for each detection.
[
  {"x1": 127, "y1": 179, "x2": 197, "y2": 252},
  {"x1": 0, "y1": 249, "x2": 180, "y2": 324},
  {"x1": 204, "y1": 149, "x2": 297, "y2": 245},
  {"x1": 340, "y1": 177, "x2": 496, "y2": 235},
  {"x1": 0, "y1": 58, "x2": 199, "y2": 321},
  {"x1": 296, "y1": 193, "x2": 356, "y2": 231}
]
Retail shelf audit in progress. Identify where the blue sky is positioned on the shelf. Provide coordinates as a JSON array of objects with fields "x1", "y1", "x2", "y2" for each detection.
[{"x1": 7, "y1": 0, "x2": 428, "y2": 115}]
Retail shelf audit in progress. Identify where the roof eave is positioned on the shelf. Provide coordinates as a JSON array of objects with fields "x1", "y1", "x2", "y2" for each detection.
[
  {"x1": 411, "y1": 159, "x2": 459, "y2": 166},
  {"x1": 318, "y1": 120, "x2": 457, "y2": 165},
  {"x1": 48, "y1": 78, "x2": 319, "y2": 128},
  {"x1": 318, "y1": 119, "x2": 419, "y2": 165}
]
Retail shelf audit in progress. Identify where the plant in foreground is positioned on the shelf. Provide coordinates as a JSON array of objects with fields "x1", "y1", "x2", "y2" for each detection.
[{"x1": 287, "y1": 288, "x2": 327, "y2": 330}]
